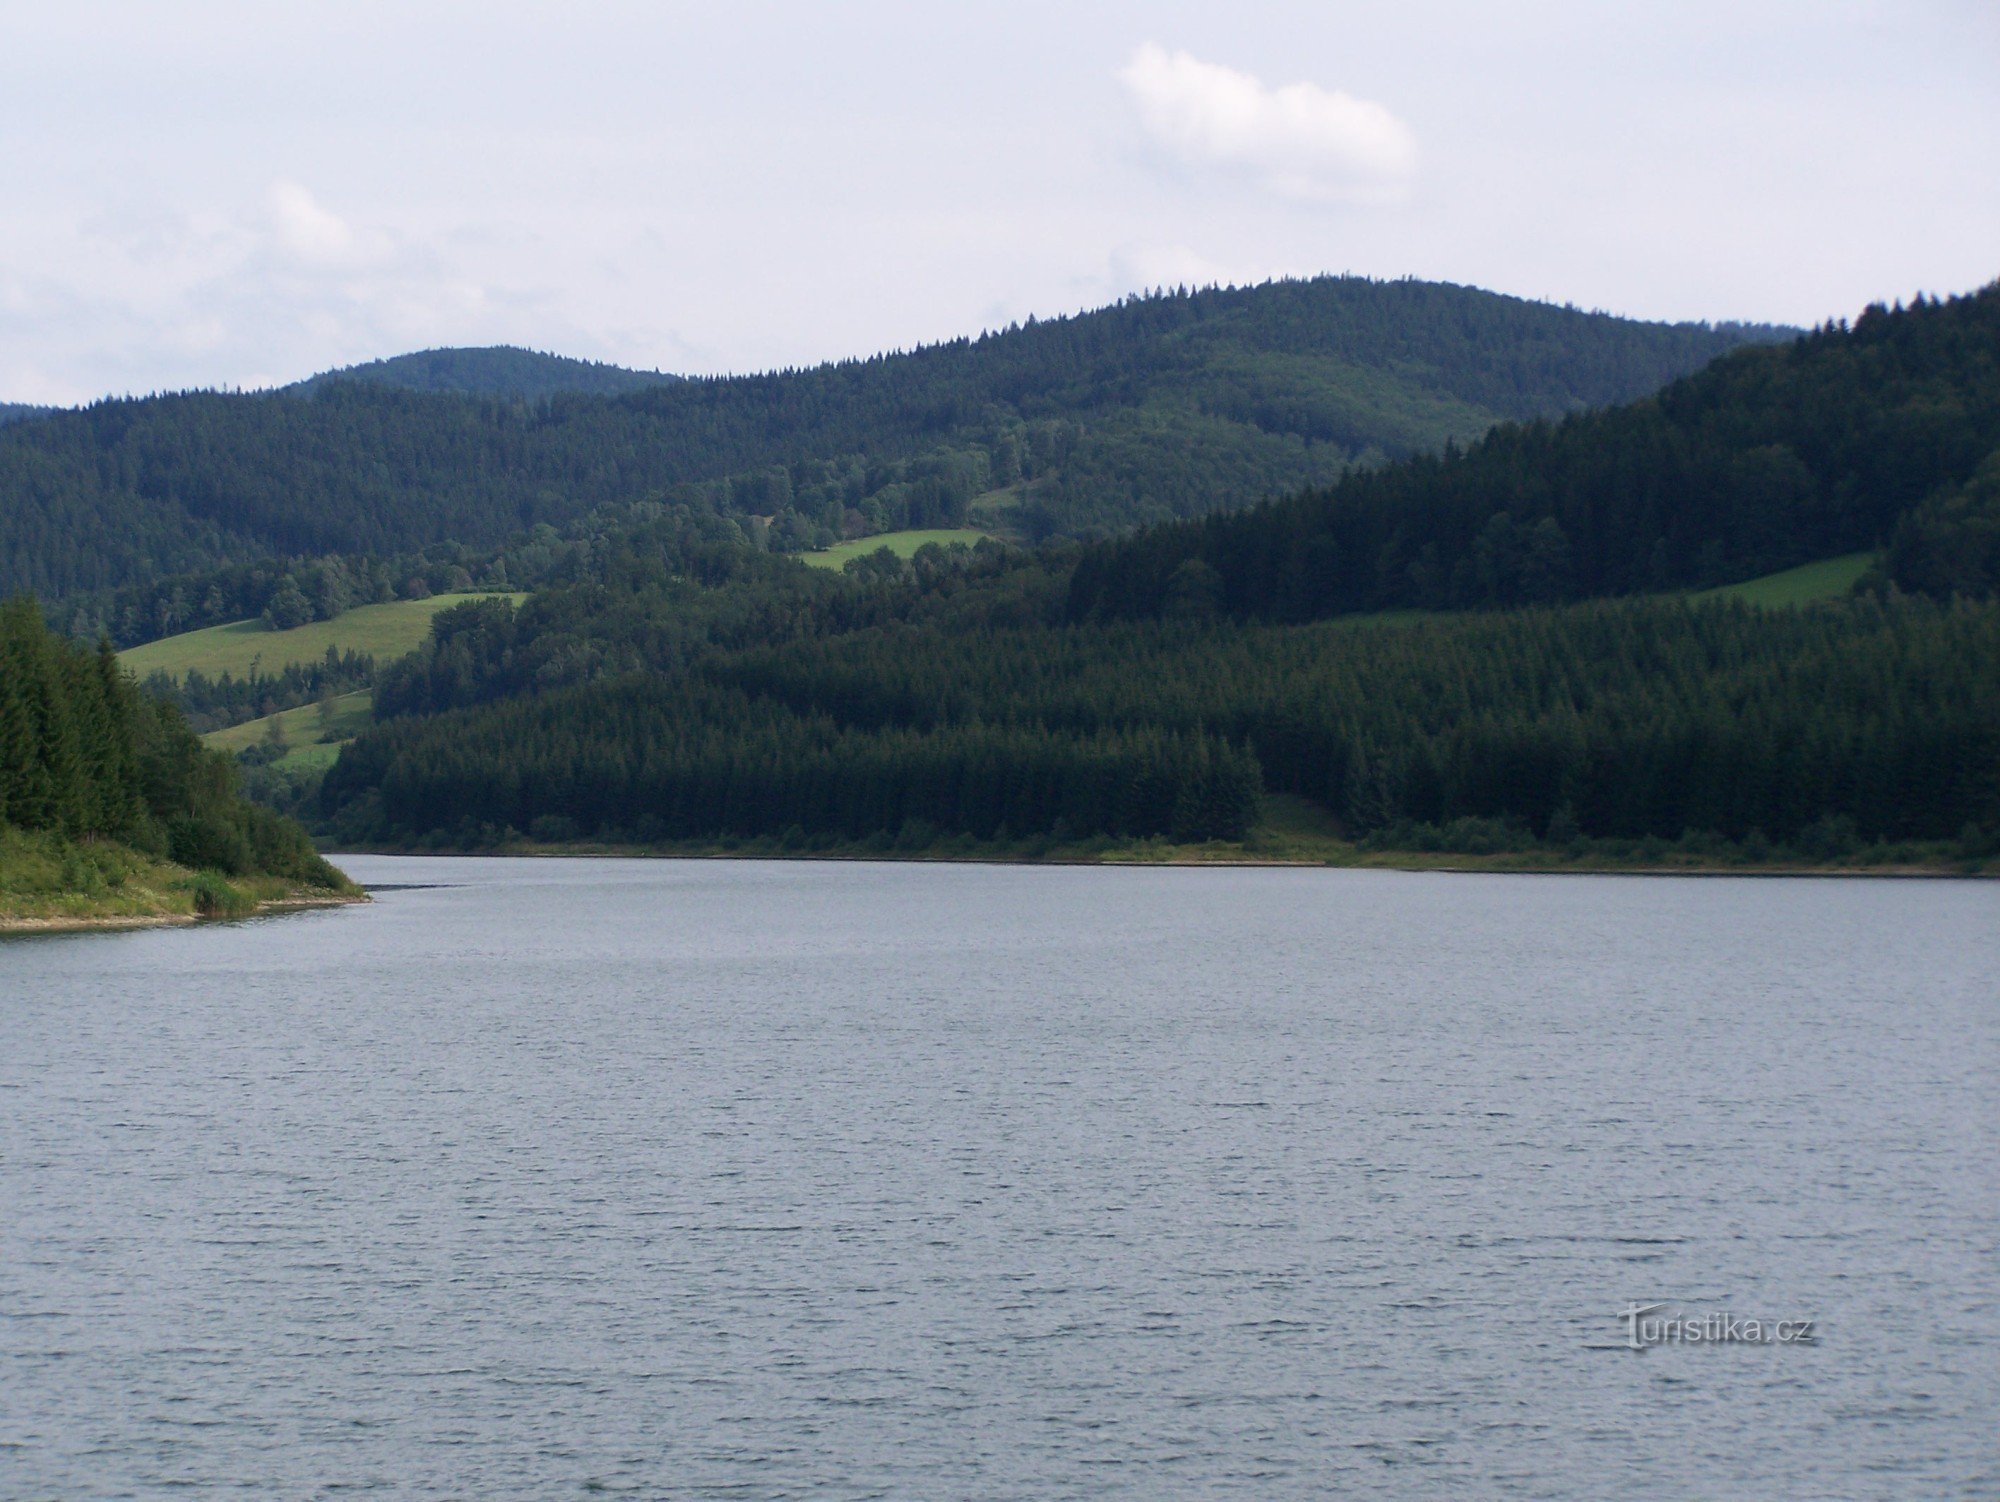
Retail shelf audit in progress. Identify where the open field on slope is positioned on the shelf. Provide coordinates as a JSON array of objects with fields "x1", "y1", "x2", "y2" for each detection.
[
  {"x1": 1693, "y1": 553, "x2": 1877, "y2": 606},
  {"x1": 120, "y1": 593, "x2": 526, "y2": 681},
  {"x1": 204, "y1": 691, "x2": 372, "y2": 757},
  {"x1": 800, "y1": 530, "x2": 990, "y2": 569}
]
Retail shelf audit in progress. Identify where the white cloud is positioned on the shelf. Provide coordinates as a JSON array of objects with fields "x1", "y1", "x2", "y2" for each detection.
[
  {"x1": 1, "y1": 8, "x2": 1991, "y2": 400},
  {"x1": 1119, "y1": 44, "x2": 1416, "y2": 204},
  {"x1": 267, "y1": 181, "x2": 371, "y2": 268},
  {"x1": 0, "y1": 186, "x2": 562, "y2": 401}
]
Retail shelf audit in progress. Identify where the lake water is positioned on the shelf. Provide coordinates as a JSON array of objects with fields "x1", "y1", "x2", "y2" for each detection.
[{"x1": 3, "y1": 856, "x2": 1996, "y2": 1499}]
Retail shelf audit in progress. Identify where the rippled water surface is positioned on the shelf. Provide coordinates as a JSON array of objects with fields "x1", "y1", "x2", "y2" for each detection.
[{"x1": 4, "y1": 857, "x2": 1997, "y2": 1498}]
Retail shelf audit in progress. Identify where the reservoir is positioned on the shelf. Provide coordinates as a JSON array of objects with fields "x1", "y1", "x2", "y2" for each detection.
[{"x1": 4, "y1": 856, "x2": 1995, "y2": 1497}]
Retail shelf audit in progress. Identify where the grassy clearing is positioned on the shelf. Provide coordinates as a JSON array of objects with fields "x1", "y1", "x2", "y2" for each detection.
[
  {"x1": 800, "y1": 529, "x2": 989, "y2": 570},
  {"x1": 0, "y1": 826, "x2": 363, "y2": 929},
  {"x1": 1693, "y1": 553, "x2": 1877, "y2": 607},
  {"x1": 121, "y1": 593, "x2": 526, "y2": 682},
  {"x1": 263, "y1": 741, "x2": 349, "y2": 773},
  {"x1": 965, "y1": 485, "x2": 1026, "y2": 529},
  {"x1": 205, "y1": 691, "x2": 372, "y2": 755}
]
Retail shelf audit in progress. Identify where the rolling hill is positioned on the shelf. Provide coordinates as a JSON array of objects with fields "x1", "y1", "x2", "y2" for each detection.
[
  {"x1": 0, "y1": 276, "x2": 1791, "y2": 606},
  {"x1": 292, "y1": 346, "x2": 678, "y2": 399},
  {"x1": 314, "y1": 287, "x2": 1999, "y2": 863},
  {"x1": 1067, "y1": 285, "x2": 2000, "y2": 621}
]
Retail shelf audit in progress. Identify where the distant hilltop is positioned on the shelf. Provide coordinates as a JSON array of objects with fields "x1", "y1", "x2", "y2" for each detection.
[{"x1": 291, "y1": 345, "x2": 682, "y2": 400}]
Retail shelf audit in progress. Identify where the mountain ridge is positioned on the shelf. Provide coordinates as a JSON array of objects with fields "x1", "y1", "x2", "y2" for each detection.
[{"x1": 0, "y1": 274, "x2": 1795, "y2": 608}]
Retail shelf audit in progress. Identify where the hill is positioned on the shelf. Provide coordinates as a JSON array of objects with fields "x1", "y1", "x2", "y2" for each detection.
[
  {"x1": 0, "y1": 276, "x2": 1790, "y2": 605},
  {"x1": 1067, "y1": 285, "x2": 2000, "y2": 621},
  {"x1": 310, "y1": 289, "x2": 1998, "y2": 867},
  {"x1": 292, "y1": 345, "x2": 678, "y2": 399},
  {"x1": 0, "y1": 401, "x2": 51, "y2": 426}
]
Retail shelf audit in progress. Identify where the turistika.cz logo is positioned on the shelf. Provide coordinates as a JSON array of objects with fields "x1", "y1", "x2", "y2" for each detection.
[{"x1": 1617, "y1": 1303, "x2": 1817, "y2": 1350}]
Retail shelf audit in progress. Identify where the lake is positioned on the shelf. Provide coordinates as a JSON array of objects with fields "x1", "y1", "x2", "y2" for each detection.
[{"x1": 3, "y1": 856, "x2": 1996, "y2": 1498}]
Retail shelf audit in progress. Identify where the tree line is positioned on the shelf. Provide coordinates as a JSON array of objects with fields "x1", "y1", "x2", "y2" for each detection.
[
  {"x1": 1, "y1": 598, "x2": 344, "y2": 885},
  {"x1": 141, "y1": 646, "x2": 376, "y2": 735},
  {"x1": 318, "y1": 589, "x2": 1997, "y2": 854},
  {"x1": 326, "y1": 675, "x2": 1260, "y2": 849}
]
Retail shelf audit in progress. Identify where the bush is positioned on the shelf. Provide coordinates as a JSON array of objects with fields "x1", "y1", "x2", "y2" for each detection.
[
  {"x1": 167, "y1": 814, "x2": 252, "y2": 875},
  {"x1": 188, "y1": 871, "x2": 252, "y2": 918}
]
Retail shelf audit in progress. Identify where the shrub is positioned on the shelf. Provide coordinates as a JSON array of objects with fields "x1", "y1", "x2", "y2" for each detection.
[
  {"x1": 188, "y1": 871, "x2": 251, "y2": 918},
  {"x1": 167, "y1": 814, "x2": 252, "y2": 875}
]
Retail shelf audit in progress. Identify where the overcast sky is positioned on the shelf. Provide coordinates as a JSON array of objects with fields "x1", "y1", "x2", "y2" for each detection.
[{"x1": 2, "y1": 0, "x2": 1994, "y2": 403}]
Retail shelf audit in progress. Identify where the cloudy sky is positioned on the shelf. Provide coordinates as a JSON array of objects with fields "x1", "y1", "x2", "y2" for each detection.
[{"x1": 2, "y1": 0, "x2": 1994, "y2": 403}]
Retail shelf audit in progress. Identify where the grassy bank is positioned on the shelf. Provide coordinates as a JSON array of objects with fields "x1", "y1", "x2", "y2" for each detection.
[
  {"x1": 0, "y1": 827, "x2": 365, "y2": 933},
  {"x1": 345, "y1": 794, "x2": 1992, "y2": 877}
]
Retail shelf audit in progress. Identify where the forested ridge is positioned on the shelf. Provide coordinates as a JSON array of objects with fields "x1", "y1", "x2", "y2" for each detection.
[
  {"x1": 293, "y1": 346, "x2": 678, "y2": 399},
  {"x1": 1069, "y1": 285, "x2": 2000, "y2": 620},
  {"x1": 0, "y1": 599, "x2": 349, "y2": 909},
  {"x1": 307, "y1": 288, "x2": 2000, "y2": 863},
  {"x1": 1, "y1": 276, "x2": 1783, "y2": 614}
]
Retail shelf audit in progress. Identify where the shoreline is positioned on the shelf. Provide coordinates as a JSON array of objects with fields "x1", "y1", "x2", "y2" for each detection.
[
  {"x1": 0, "y1": 891, "x2": 368, "y2": 938},
  {"x1": 325, "y1": 843, "x2": 1994, "y2": 880}
]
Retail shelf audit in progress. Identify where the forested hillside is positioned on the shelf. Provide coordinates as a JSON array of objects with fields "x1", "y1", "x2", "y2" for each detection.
[
  {"x1": 0, "y1": 277, "x2": 1785, "y2": 609},
  {"x1": 0, "y1": 598, "x2": 353, "y2": 919},
  {"x1": 293, "y1": 346, "x2": 677, "y2": 398},
  {"x1": 321, "y1": 585, "x2": 1998, "y2": 857},
  {"x1": 1068, "y1": 285, "x2": 2000, "y2": 620},
  {"x1": 308, "y1": 289, "x2": 1999, "y2": 866}
]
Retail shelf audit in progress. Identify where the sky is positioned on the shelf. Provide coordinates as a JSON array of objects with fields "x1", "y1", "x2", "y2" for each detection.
[{"x1": 1, "y1": 0, "x2": 1994, "y2": 404}]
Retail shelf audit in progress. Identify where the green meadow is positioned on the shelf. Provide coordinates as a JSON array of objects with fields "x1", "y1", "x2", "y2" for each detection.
[
  {"x1": 204, "y1": 690, "x2": 373, "y2": 761},
  {"x1": 800, "y1": 529, "x2": 990, "y2": 570},
  {"x1": 1693, "y1": 552, "x2": 1876, "y2": 606},
  {"x1": 121, "y1": 593, "x2": 525, "y2": 682}
]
